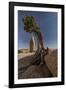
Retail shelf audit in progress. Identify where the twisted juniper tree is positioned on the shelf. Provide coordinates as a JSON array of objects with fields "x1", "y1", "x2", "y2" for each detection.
[{"x1": 22, "y1": 16, "x2": 48, "y2": 65}]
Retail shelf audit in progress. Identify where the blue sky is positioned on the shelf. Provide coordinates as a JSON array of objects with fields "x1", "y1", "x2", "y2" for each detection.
[{"x1": 18, "y1": 10, "x2": 57, "y2": 49}]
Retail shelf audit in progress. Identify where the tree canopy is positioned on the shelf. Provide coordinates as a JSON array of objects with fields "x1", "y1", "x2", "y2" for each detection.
[{"x1": 22, "y1": 16, "x2": 40, "y2": 33}]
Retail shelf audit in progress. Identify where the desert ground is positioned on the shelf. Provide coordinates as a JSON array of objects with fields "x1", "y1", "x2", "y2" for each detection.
[{"x1": 18, "y1": 49, "x2": 57, "y2": 79}]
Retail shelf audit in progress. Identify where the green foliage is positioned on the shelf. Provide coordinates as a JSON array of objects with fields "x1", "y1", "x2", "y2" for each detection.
[{"x1": 22, "y1": 16, "x2": 40, "y2": 33}]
